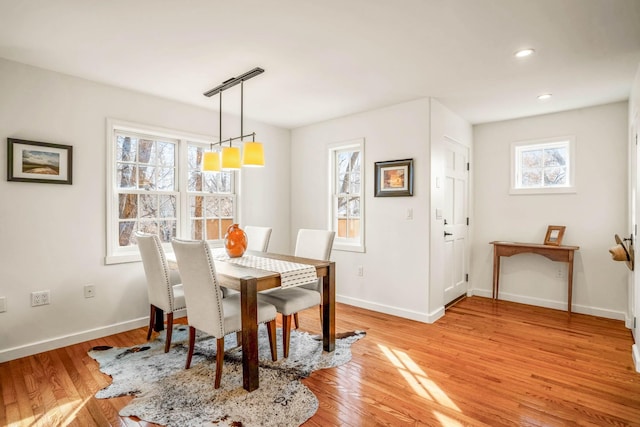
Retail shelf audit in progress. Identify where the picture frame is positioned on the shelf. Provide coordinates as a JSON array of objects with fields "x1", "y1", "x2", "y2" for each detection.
[
  {"x1": 7, "y1": 138, "x2": 73, "y2": 184},
  {"x1": 374, "y1": 158, "x2": 413, "y2": 197},
  {"x1": 544, "y1": 225, "x2": 566, "y2": 246}
]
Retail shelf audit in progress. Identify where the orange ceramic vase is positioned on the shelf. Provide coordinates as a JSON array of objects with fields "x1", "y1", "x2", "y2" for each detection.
[{"x1": 224, "y1": 224, "x2": 247, "y2": 258}]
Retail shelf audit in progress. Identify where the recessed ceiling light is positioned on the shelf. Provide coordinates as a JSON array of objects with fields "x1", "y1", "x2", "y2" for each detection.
[
  {"x1": 537, "y1": 93, "x2": 552, "y2": 100},
  {"x1": 514, "y1": 48, "x2": 535, "y2": 58}
]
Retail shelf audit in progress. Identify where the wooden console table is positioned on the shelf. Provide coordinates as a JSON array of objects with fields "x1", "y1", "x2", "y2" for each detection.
[{"x1": 490, "y1": 241, "x2": 580, "y2": 314}]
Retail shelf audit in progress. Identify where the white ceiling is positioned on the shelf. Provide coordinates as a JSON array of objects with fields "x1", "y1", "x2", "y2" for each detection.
[{"x1": 1, "y1": 0, "x2": 639, "y2": 129}]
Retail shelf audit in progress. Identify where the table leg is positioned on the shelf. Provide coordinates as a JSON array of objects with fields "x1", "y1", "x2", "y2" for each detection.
[
  {"x1": 240, "y1": 277, "x2": 259, "y2": 392},
  {"x1": 322, "y1": 261, "x2": 336, "y2": 353},
  {"x1": 567, "y1": 253, "x2": 574, "y2": 315},
  {"x1": 493, "y1": 251, "x2": 501, "y2": 299}
]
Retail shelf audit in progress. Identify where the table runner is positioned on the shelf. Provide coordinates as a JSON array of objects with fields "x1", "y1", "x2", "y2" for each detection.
[{"x1": 211, "y1": 248, "x2": 318, "y2": 288}]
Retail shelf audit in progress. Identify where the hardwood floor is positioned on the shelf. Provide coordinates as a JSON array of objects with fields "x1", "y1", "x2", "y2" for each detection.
[{"x1": 2, "y1": 296, "x2": 639, "y2": 426}]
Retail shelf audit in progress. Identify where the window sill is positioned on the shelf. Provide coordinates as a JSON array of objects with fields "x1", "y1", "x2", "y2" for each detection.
[
  {"x1": 105, "y1": 253, "x2": 142, "y2": 265},
  {"x1": 334, "y1": 241, "x2": 365, "y2": 253},
  {"x1": 510, "y1": 186, "x2": 576, "y2": 195}
]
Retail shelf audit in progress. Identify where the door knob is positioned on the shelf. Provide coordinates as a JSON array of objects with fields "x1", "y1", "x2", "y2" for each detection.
[{"x1": 444, "y1": 231, "x2": 453, "y2": 237}]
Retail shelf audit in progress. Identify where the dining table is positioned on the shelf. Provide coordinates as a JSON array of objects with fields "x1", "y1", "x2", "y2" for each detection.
[{"x1": 164, "y1": 248, "x2": 336, "y2": 392}]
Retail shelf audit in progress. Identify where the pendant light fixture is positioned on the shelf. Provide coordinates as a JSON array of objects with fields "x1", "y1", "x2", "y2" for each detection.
[
  {"x1": 242, "y1": 139, "x2": 265, "y2": 167},
  {"x1": 239, "y1": 80, "x2": 265, "y2": 167},
  {"x1": 202, "y1": 67, "x2": 265, "y2": 172},
  {"x1": 202, "y1": 151, "x2": 221, "y2": 171},
  {"x1": 202, "y1": 92, "x2": 223, "y2": 172}
]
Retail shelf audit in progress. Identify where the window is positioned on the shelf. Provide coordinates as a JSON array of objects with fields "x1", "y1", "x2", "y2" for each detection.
[
  {"x1": 106, "y1": 119, "x2": 235, "y2": 264},
  {"x1": 329, "y1": 139, "x2": 365, "y2": 252},
  {"x1": 511, "y1": 136, "x2": 576, "y2": 194},
  {"x1": 114, "y1": 133, "x2": 178, "y2": 246},
  {"x1": 186, "y1": 145, "x2": 235, "y2": 240}
]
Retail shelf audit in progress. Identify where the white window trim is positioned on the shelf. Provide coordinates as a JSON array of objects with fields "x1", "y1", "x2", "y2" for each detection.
[
  {"x1": 510, "y1": 135, "x2": 576, "y2": 195},
  {"x1": 328, "y1": 138, "x2": 365, "y2": 253},
  {"x1": 105, "y1": 118, "x2": 220, "y2": 265}
]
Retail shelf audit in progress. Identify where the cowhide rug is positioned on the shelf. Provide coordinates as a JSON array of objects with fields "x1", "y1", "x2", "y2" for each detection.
[{"x1": 89, "y1": 325, "x2": 365, "y2": 427}]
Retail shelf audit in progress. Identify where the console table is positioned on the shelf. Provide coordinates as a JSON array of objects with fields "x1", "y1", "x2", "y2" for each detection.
[{"x1": 490, "y1": 241, "x2": 580, "y2": 314}]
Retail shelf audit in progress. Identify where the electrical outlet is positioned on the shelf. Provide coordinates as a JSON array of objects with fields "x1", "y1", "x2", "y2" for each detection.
[
  {"x1": 31, "y1": 290, "x2": 50, "y2": 307},
  {"x1": 84, "y1": 284, "x2": 96, "y2": 298},
  {"x1": 357, "y1": 265, "x2": 364, "y2": 277},
  {"x1": 556, "y1": 267, "x2": 564, "y2": 278},
  {"x1": 0, "y1": 296, "x2": 6, "y2": 313}
]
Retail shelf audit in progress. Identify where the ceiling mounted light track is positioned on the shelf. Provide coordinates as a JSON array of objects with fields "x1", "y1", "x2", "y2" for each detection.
[
  {"x1": 202, "y1": 67, "x2": 265, "y2": 172},
  {"x1": 203, "y1": 67, "x2": 265, "y2": 98}
]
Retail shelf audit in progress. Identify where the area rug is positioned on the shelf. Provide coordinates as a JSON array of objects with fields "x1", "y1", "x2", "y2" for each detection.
[{"x1": 89, "y1": 325, "x2": 365, "y2": 427}]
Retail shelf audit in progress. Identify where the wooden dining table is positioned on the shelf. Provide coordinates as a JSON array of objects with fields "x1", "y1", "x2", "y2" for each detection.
[{"x1": 165, "y1": 249, "x2": 336, "y2": 392}]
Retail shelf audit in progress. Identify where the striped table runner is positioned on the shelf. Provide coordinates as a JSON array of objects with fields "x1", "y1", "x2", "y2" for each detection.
[{"x1": 211, "y1": 248, "x2": 318, "y2": 288}]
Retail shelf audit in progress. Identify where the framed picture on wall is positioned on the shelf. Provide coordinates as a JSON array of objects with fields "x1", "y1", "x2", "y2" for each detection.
[
  {"x1": 374, "y1": 158, "x2": 414, "y2": 197},
  {"x1": 7, "y1": 138, "x2": 73, "y2": 184}
]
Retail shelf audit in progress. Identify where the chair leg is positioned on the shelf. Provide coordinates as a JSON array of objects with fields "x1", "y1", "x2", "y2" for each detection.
[
  {"x1": 236, "y1": 331, "x2": 242, "y2": 347},
  {"x1": 215, "y1": 338, "x2": 225, "y2": 389},
  {"x1": 318, "y1": 304, "x2": 323, "y2": 326},
  {"x1": 266, "y1": 320, "x2": 277, "y2": 361},
  {"x1": 165, "y1": 312, "x2": 174, "y2": 353},
  {"x1": 185, "y1": 326, "x2": 196, "y2": 369},
  {"x1": 282, "y1": 314, "x2": 292, "y2": 358},
  {"x1": 147, "y1": 305, "x2": 156, "y2": 341},
  {"x1": 293, "y1": 313, "x2": 300, "y2": 329}
]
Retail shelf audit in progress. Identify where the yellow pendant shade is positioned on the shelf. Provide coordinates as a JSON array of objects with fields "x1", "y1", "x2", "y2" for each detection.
[
  {"x1": 222, "y1": 146, "x2": 241, "y2": 170},
  {"x1": 202, "y1": 151, "x2": 221, "y2": 172},
  {"x1": 242, "y1": 141, "x2": 265, "y2": 167}
]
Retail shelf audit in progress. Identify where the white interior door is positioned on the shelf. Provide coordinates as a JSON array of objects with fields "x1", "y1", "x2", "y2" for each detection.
[
  {"x1": 633, "y1": 114, "x2": 639, "y2": 342},
  {"x1": 443, "y1": 138, "x2": 469, "y2": 305}
]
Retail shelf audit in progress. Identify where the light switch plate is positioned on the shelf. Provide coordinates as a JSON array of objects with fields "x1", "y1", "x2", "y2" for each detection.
[
  {"x1": 406, "y1": 208, "x2": 413, "y2": 220},
  {"x1": 0, "y1": 296, "x2": 6, "y2": 313}
]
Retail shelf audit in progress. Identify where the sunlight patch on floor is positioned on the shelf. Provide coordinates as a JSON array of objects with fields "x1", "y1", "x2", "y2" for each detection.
[
  {"x1": 378, "y1": 344, "x2": 460, "y2": 412},
  {"x1": 434, "y1": 410, "x2": 465, "y2": 426},
  {"x1": 59, "y1": 396, "x2": 91, "y2": 427}
]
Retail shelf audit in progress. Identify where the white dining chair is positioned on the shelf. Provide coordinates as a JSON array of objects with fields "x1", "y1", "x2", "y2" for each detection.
[
  {"x1": 244, "y1": 225, "x2": 272, "y2": 252},
  {"x1": 259, "y1": 228, "x2": 335, "y2": 357},
  {"x1": 171, "y1": 238, "x2": 278, "y2": 388},
  {"x1": 136, "y1": 231, "x2": 186, "y2": 353}
]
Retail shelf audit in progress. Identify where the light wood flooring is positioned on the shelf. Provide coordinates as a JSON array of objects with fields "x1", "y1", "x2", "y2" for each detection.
[{"x1": 1, "y1": 296, "x2": 640, "y2": 426}]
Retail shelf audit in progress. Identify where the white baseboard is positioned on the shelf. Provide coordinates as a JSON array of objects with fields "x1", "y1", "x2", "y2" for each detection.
[
  {"x1": 626, "y1": 313, "x2": 635, "y2": 330},
  {"x1": 336, "y1": 295, "x2": 444, "y2": 324},
  {"x1": 0, "y1": 308, "x2": 188, "y2": 363},
  {"x1": 470, "y1": 288, "x2": 627, "y2": 321},
  {"x1": 633, "y1": 344, "x2": 640, "y2": 373},
  {"x1": 0, "y1": 318, "x2": 148, "y2": 363}
]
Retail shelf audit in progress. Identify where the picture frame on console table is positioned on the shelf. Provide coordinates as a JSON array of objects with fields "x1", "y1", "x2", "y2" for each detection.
[
  {"x1": 374, "y1": 158, "x2": 413, "y2": 197},
  {"x1": 544, "y1": 225, "x2": 565, "y2": 246},
  {"x1": 7, "y1": 138, "x2": 73, "y2": 185}
]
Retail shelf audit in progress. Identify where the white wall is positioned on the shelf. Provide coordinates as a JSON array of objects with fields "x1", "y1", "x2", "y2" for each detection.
[
  {"x1": 291, "y1": 99, "x2": 434, "y2": 321},
  {"x1": 471, "y1": 102, "x2": 629, "y2": 319},
  {"x1": 0, "y1": 59, "x2": 291, "y2": 361},
  {"x1": 429, "y1": 99, "x2": 473, "y2": 316}
]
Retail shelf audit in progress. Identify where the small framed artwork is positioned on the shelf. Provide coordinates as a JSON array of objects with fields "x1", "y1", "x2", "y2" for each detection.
[
  {"x1": 544, "y1": 225, "x2": 566, "y2": 246},
  {"x1": 374, "y1": 158, "x2": 414, "y2": 197},
  {"x1": 7, "y1": 138, "x2": 73, "y2": 184}
]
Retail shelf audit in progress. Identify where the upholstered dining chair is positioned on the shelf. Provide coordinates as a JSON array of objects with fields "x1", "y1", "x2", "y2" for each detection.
[
  {"x1": 259, "y1": 228, "x2": 335, "y2": 358},
  {"x1": 244, "y1": 225, "x2": 272, "y2": 252},
  {"x1": 171, "y1": 238, "x2": 278, "y2": 388},
  {"x1": 135, "y1": 231, "x2": 186, "y2": 353}
]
